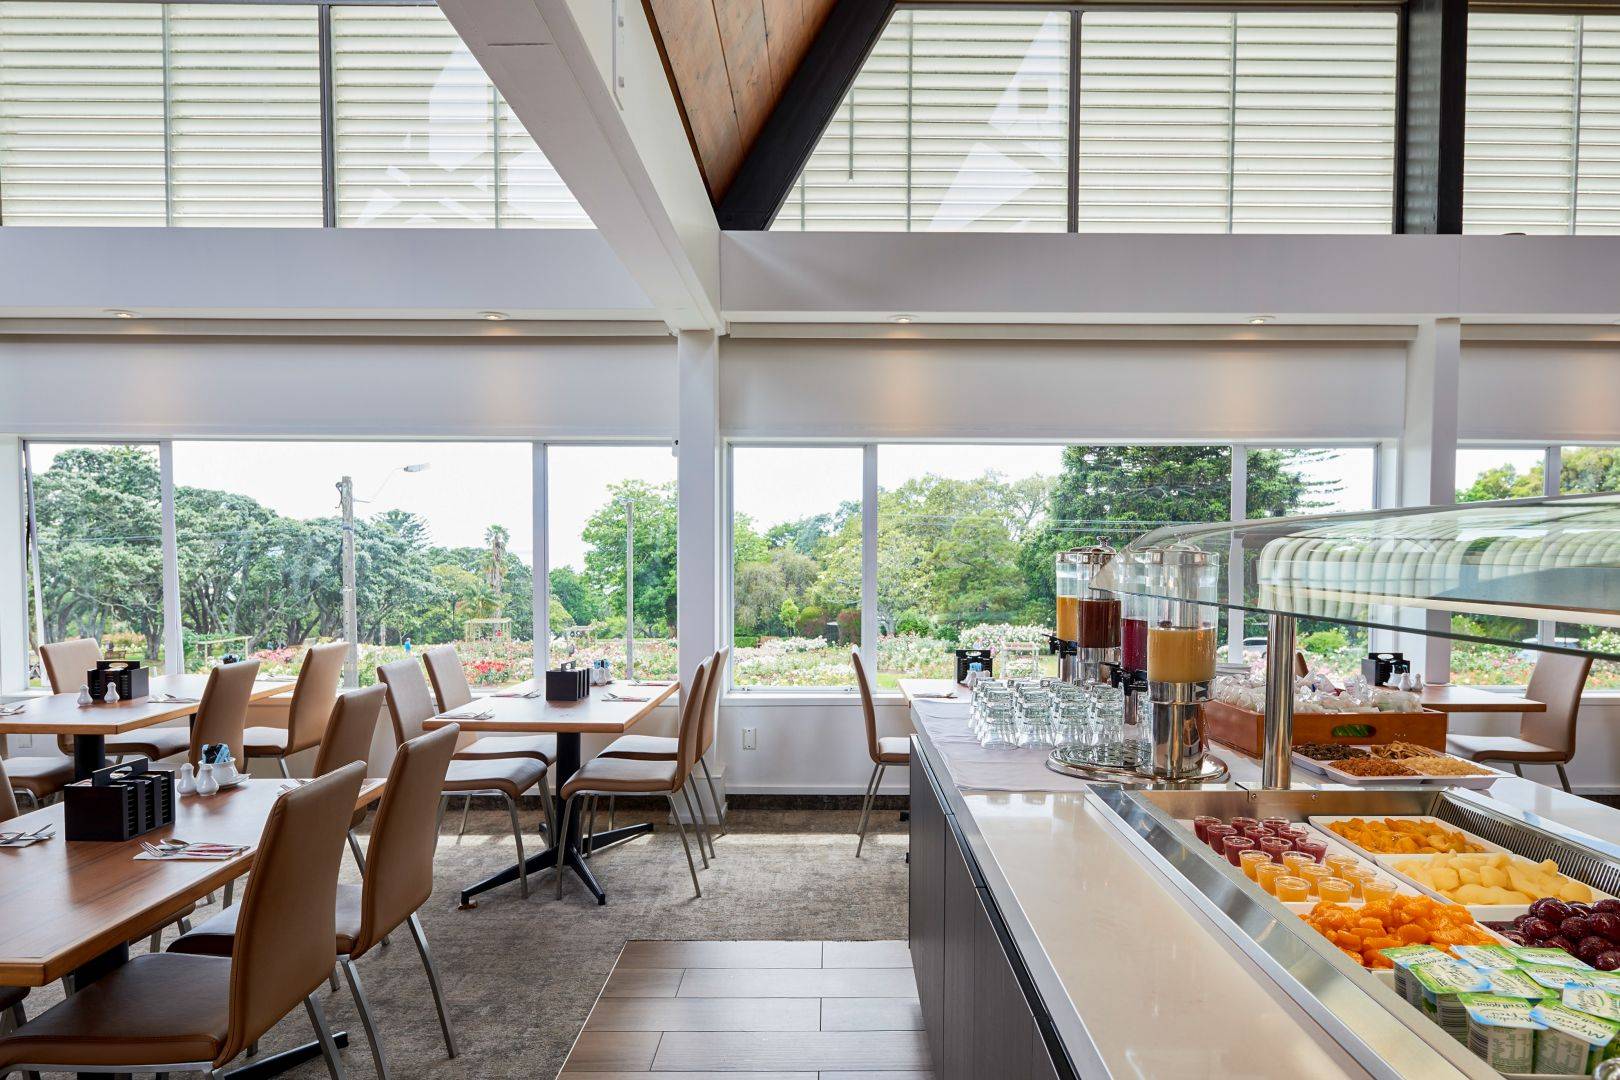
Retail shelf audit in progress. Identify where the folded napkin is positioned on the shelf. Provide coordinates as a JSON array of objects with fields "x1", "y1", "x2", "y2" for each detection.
[
  {"x1": 602, "y1": 693, "x2": 651, "y2": 703},
  {"x1": 153, "y1": 694, "x2": 200, "y2": 704},
  {"x1": 912, "y1": 691, "x2": 960, "y2": 700},
  {"x1": 0, "y1": 828, "x2": 53, "y2": 848},
  {"x1": 136, "y1": 841, "x2": 247, "y2": 861},
  {"x1": 0, "y1": 703, "x2": 27, "y2": 716},
  {"x1": 440, "y1": 709, "x2": 495, "y2": 721},
  {"x1": 493, "y1": 691, "x2": 542, "y2": 699},
  {"x1": 628, "y1": 681, "x2": 674, "y2": 687}
]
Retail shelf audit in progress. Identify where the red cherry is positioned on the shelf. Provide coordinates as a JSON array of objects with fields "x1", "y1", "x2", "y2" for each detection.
[{"x1": 1597, "y1": 951, "x2": 1620, "y2": 972}]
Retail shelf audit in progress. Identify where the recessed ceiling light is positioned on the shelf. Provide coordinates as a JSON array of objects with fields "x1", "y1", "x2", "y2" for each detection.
[
  {"x1": 1248, "y1": 315, "x2": 1274, "y2": 325},
  {"x1": 890, "y1": 314, "x2": 915, "y2": 324},
  {"x1": 479, "y1": 311, "x2": 508, "y2": 322},
  {"x1": 108, "y1": 310, "x2": 137, "y2": 319}
]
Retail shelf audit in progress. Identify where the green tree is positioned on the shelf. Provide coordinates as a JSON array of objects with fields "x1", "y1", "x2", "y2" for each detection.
[
  {"x1": 581, "y1": 480, "x2": 678, "y2": 634},
  {"x1": 1556, "y1": 446, "x2": 1620, "y2": 495},
  {"x1": 1459, "y1": 463, "x2": 1542, "y2": 503},
  {"x1": 548, "y1": 566, "x2": 601, "y2": 626}
]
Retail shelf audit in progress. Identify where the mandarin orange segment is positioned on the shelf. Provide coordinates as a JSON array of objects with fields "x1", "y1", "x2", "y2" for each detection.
[{"x1": 1298, "y1": 896, "x2": 1492, "y2": 967}]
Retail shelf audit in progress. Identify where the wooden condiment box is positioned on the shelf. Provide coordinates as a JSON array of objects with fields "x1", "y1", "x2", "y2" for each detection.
[{"x1": 1203, "y1": 699, "x2": 1447, "y2": 757}]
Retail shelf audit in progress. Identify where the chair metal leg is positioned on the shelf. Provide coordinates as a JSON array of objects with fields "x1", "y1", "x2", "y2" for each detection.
[
  {"x1": 686, "y1": 776, "x2": 718, "y2": 858},
  {"x1": 329, "y1": 963, "x2": 340, "y2": 993},
  {"x1": 340, "y1": 957, "x2": 391, "y2": 1080},
  {"x1": 1557, "y1": 763, "x2": 1573, "y2": 793},
  {"x1": 224, "y1": 879, "x2": 234, "y2": 907},
  {"x1": 680, "y1": 780, "x2": 712, "y2": 867},
  {"x1": 149, "y1": 929, "x2": 163, "y2": 953},
  {"x1": 346, "y1": 829, "x2": 367, "y2": 874},
  {"x1": 1513, "y1": 763, "x2": 1525, "y2": 777},
  {"x1": 540, "y1": 784, "x2": 558, "y2": 850},
  {"x1": 667, "y1": 793, "x2": 701, "y2": 899},
  {"x1": 303, "y1": 992, "x2": 347, "y2": 1080},
  {"x1": 277, "y1": 758, "x2": 292, "y2": 779},
  {"x1": 855, "y1": 762, "x2": 883, "y2": 858},
  {"x1": 436, "y1": 794, "x2": 449, "y2": 834},
  {"x1": 407, "y1": 912, "x2": 459, "y2": 1059},
  {"x1": 504, "y1": 793, "x2": 529, "y2": 898},
  {"x1": 700, "y1": 756, "x2": 725, "y2": 836},
  {"x1": 178, "y1": 916, "x2": 192, "y2": 934},
  {"x1": 586, "y1": 794, "x2": 599, "y2": 855},
  {"x1": 17, "y1": 790, "x2": 37, "y2": 811},
  {"x1": 556, "y1": 795, "x2": 577, "y2": 898},
  {"x1": 457, "y1": 795, "x2": 472, "y2": 837},
  {"x1": 608, "y1": 795, "x2": 616, "y2": 831}
]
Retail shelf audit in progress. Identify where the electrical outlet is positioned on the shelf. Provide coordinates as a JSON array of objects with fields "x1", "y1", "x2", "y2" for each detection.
[{"x1": 741, "y1": 727, "x2": 757, "y2": 750}]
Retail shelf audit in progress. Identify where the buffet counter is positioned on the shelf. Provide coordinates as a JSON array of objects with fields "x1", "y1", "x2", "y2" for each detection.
[{"x1": 907, "y1": 696, "x2": 1620, "y2": 1080}]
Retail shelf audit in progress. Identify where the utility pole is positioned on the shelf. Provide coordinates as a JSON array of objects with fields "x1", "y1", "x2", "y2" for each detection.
[
  {"x1": 338, "y1": 476, "x2": 358, "y2": 688},
  {"x1": 623, "y1": 498, "x2": 635, "y2": 681}
]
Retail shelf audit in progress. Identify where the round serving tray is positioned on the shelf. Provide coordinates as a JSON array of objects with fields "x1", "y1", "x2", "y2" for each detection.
[{"x1": 1046, "y1": 744, "x2": 1230, "y2": 785}]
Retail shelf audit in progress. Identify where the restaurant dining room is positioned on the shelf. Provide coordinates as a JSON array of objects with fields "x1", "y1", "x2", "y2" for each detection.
[{"x1": 5, "y1": 1, "x2": 1620, "y2": 1078}]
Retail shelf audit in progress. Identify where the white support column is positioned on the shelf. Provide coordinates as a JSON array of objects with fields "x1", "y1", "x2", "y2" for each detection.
[
  {"x1": 1539, "y1": 445, "x2": 1562, "y2": 646},
  {"x1": 861, "y1": 445, "x2": 879, "y2": 671},
  {"x1": 0, "y1": 437, "x2": 28, "y2": 694},
  {"x1": 159, "y1": 441, "x2": 182, "y2": 675},
  {"x1": 533, "y1": 441, "x2": 549, "y2": 671},
  {"x1": 1398, "y1": 318, "x2": 1462, "y2": 681},
  {"x1": 1227, "y1": 443, "x2": 1247, "y2": 665},
  {"x1": 676, "y1": 330, "x2": 721, "y2": 692}
]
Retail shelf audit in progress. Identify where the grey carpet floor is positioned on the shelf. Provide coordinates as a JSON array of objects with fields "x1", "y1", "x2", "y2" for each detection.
[{"x1": 18, "y1": 804, "x2": 910, "y2": 1079}]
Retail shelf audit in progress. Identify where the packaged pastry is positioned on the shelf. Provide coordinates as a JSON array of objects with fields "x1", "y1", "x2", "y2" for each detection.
[
  {"x1": 1457, "y1": 993, "x2": 1544, "y2": 1072},
  {"x1": 1530, "y1": 1000, "x2": 1620, "y2": 1073}
]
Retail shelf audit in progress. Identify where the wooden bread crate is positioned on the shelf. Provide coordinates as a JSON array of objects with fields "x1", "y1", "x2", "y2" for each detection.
[{"x1": 1203, "y1": 699, "x2": 1447, "y2": 758}]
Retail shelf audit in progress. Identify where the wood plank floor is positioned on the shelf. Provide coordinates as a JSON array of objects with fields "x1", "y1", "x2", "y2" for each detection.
[{"x1": 560, "y1": 940, "x2": 933, "y2": 1078}]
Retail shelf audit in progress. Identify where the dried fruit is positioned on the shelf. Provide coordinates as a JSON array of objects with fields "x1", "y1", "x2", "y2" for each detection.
[
  {"x1": 1325, "y1": 817, "x2": 1484, "y2": 855},
  {"x1": 1298, "y1": 894, "x2": 1494, "y2": 968}
]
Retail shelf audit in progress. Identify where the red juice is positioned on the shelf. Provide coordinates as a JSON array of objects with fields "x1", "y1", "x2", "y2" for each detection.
[{"x1": 1122, "y1": 617, "x2": 1149, "y2": 671}]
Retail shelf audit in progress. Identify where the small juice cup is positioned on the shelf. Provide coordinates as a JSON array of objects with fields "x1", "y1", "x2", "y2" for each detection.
[
  {"x1": 1299, "y1": 864, "x2": 1335, "y2": 896},
  {"x1": 1282, "y1": 851, "x2": 1315, "y2": 877},
  {"x1": 1295, "y1": 838, "x2": 1328, "y2": 863},
  {"x1": 1239, "y1": 849, "x2": 1272, "y2": 881},
  {"x1": 1205, "y1": 824, "x2": 1236, "y2": 853},
  {"x1": 1317, "y1": 878, "x2": 1354, "y2": 904},
  {"x1": 1360, "y1": 878, "x2": 1398, "y2": 904},
  {"x1": 1326, "y1": 854, "x2": 1359, "y2": 878},
  {"x1": 1229, "y1": 816, "x2": 1259, "y2": 834},
  {"x1": 1344, "y1": 866, "x2": 1377, "y2": 900},
  {"x1": 1260, "y1": 837, "x2": 1292, "y2": 864},
  {"x1": 1275, "y1": 876, "x2": 1311, "y2": 902},
  {"x1": 1255, "y1": 862, "x2": 1288, "y2": 895},
  {"x1": 1193, "y1": 816, "x2": 1221, "y2": 844},
  {"x1": 1223, "y1": 835, "x2": 1255, "y2": 867}
]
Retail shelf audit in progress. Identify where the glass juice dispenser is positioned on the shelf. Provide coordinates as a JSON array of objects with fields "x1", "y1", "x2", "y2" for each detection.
[
  {"x1": 1052, "y1": 547, "x2": 1120, "y2": 684},
  {"x1": 1117, "y1": 549, "x2": 1155, "y2": 767},
  {"x1": 1139, "y1": 544, "x2": 1222, "y2": 781}
]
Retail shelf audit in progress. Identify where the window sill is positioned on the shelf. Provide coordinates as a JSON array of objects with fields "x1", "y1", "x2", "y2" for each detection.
[{"x1": 723, "y1": 690, "x2": 909, "y2": 708}]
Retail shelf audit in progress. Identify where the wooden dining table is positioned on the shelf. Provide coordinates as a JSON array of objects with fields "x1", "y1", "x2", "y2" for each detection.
[
  {"x1": 0, "y1": 673, "x2": 297, "y2": 780},
  {"x1": 423, "y1": 678, "x2": 680, "y2": 907},
  {"x1": 0, "y1": 776, "x2": 382, "y2": 1079},
  {"x1": 1412, "y1": 683, "x2": 1547, "y2": 714}
]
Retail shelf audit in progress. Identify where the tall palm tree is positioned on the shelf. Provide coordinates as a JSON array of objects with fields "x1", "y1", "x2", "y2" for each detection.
[{"x1": 481, "y1": 525, "x2": 509, "y2": 618}]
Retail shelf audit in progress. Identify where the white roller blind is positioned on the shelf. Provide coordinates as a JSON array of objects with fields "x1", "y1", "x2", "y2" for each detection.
[
  {"x1": 166, "y1": 4, "x2": 322, "y2": 226},
  {"x1": 0, "y1": 1, "x2": 166, "y2": 224},
  {"x1": 775, "y1": 8, "x2": 1069, "y2": 232}
]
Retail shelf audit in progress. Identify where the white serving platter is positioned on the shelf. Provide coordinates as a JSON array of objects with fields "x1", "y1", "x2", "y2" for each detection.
[{"x1": 1307, "y1": 815, "x2": 1506, "y2": 865}]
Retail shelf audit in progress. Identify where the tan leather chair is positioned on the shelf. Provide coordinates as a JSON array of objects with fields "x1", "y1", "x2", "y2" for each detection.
[
  {"x1": 187, "y1": 660, "x2": 262, "y2": 767},
  {"x1": 314, "y1": 685, "x2": 385, "y2": 874},
  {"x1": 0, "y1": 741, "x2": 71, "y2": 813},
  {"x1": 422, "y1": 646, "x2": 555, "y2": 765},
  {"x1": 172, "y1": 727, "x2": 460, "y2": 1080},
  {"x1": 557, "y1": 658, "x2": 711, "y2": 901},
  {"x1": 1448, "y1": 651, "x2": 1594, "y2": 793},
  {"x1": 596, "y1": 648, "x2": 727, "y2": 858},
  {"x1": 244, "y1": 641, "x2": 346, "y2": 777},
  {"x1": 377, "y1": 658, "x2": 552, "y2": 897},
  {"x1": 0, "y1": 762, "x2": 366, "y2": 1079},
  {"x1": 852, "y1": 648, "x2": 908, "y2": 858},
  {"x1": 40, "y1": 638, "x2": 188, "y2": 763}
]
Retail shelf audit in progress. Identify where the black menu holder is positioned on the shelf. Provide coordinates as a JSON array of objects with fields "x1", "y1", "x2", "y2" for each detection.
[
  {"x1": 65, "y1": 758, "x2": 175, "y2": 842},
  {"x1": 545, "y1": 661, "x2": 591, "y2": 702},
  {"x1": 86, "y1": 660, "x2": 151, "y2": 701}
]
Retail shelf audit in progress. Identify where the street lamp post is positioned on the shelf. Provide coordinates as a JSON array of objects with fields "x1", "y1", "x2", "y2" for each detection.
[
  {"x1": 337, "y1": 462, "x2": 429, "y2": 688},
  {"x1": 623, "y1": 497, "x2": 635, "y2": 681}
]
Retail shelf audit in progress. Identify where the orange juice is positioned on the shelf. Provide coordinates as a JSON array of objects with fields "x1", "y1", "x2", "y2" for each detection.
[
  {"x1": 1056, "y1": 596, "x2": 1079, "y2": 641},
  {"x1": 1146, "y1": 626, "x2": 1217, "y2": 683}
]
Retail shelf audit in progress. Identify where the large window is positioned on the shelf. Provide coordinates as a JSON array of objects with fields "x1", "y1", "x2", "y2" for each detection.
[
  {"x1": 730, "y1": 447, "x2": 863, "y2": 689},
  {"x1": 0, "y1": 1, "x2": 591, "y2": 227},
  {"x1": 545, "y1": 445, "x2": 677, "y2": 680},
  {"x1": 1465, "y1": 13, "x2": 1620, "y2": 234},
  {"x1": 25, "y1": 443, "x2": 165, "y2": 684},
  {"x1": 172, "y1": 441, "x2": 532, "y2": 685},
  {"x1": 1559, "y1": 445, "x2": 1620, "y2": 495},
  {"x1": 773, "y1": 8, "x2": 1398, "y2": 233}
]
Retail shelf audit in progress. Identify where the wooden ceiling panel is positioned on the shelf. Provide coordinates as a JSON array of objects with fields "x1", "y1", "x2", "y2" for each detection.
[{"x1": 645, "y1": 0, "x2": 840, "y2": 202}]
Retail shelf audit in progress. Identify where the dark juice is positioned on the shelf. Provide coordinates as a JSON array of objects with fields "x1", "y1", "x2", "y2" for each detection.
[
  {"x1": 1076, "y1": 598, "x2": 1120, "y2": 649},
  {"x1": 1121, "y1": 617, "x2": 1148, "y2": 670}
]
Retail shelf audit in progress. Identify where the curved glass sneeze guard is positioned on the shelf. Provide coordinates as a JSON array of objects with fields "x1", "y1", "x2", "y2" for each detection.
[{"x1": 1092, "y1": 494, "x2": 1620, "y2": 660}]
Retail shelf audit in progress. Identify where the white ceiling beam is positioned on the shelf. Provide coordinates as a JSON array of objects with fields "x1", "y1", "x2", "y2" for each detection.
[{"x1": 441, "y1": 0, "x2": 723, "y2": 332}]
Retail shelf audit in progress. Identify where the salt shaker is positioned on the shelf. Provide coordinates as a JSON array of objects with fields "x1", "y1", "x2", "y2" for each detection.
[
  {"x1": 176, "y1": 763, "x2": 197, "y2": 795},
  {"x1": 76, "y1": 684, "x2": 92, "y2": 707},
  {"x1": 103, "y1": 683, "x2": 120, "y2": 704},
  {"x1": 196, "y1": 762, "x2": 219, "y2": 797}
]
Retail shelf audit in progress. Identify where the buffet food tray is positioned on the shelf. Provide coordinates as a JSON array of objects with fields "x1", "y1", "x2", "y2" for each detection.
[
  {"x1": 1291, "y1": 748, "x2": 1503, "y2": 789},
  {"x1": 1308, "y1": 815, "x2": 1507, "y2": 865}
]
